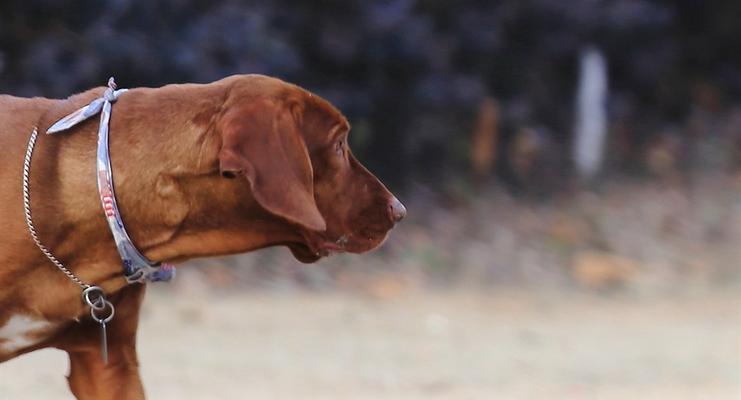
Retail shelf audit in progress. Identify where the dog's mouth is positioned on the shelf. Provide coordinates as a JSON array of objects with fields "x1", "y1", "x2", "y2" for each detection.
[
  {"x1": 287, "y1": 236, "x2": 347, "y2": 263},
  {"x1": 288, "y1": 244, "x2": 322, "y2": 263},
  {"x1": 288, "y1": 231, "x2": 391, "y2": 263}
]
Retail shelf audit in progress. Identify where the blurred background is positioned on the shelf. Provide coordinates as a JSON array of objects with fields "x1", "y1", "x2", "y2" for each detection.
[{"x1": 0, "y1": 1, "x2": 739, "y2": 399}]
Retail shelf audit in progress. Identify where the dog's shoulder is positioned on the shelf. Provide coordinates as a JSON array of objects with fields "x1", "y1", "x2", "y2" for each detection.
[{"x1": 36, "y1": 87, "x2": 107, "y2": 134}]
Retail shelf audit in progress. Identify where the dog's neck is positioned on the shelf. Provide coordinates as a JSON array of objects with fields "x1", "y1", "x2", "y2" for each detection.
[
  {"x1": 20, "y1": 80, "x2": 301, "y2": 299},
  {"x1": 111, "y1": 82, "x2": 302, "y2": 264}
]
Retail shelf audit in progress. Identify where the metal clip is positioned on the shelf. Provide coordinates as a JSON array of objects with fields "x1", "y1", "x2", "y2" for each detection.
[{"x1": 82, "y1": 286, "x2": 115, "y2": 365}]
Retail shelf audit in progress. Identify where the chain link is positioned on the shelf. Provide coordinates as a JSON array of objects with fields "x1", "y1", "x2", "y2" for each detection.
[{"x1": 23, "y1": 126, "x2": 90, "y2": 289}]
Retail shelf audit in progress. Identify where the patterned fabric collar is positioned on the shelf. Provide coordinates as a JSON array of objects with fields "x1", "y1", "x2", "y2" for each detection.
[{"x1": 47, "y1": 78, "x2": 174, "y2": 283}]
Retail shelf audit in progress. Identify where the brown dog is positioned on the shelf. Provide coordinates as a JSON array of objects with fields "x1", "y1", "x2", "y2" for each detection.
[{"x1": 0, "y1": 74, "x2": 405, "y2": 399}]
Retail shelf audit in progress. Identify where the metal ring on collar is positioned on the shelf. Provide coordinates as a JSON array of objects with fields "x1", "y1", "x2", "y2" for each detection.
[
  {"x1": 90, "y1": 300, "x2": 115, "y2": 324},
  {"x1": 82, "y1": 286, "x2": 107, "y2": 310}
]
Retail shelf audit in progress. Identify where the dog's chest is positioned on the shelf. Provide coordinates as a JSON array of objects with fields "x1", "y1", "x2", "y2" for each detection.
[{"x1": 0, "y1": 314, "x2": 56, "y2": 354}]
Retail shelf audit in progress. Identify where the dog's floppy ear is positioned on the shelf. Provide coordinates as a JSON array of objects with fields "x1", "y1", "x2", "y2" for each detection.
[{"x1": 218, "y1": 98, "x2": 326, "y2": 231}]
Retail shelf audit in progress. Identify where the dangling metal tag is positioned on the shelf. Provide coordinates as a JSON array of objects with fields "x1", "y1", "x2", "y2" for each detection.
[
  {"x1": 99, "y1": 321, "x2": 109, "y2": 365},
  {"x1": 82, "y1": 286, "x2": 115, "y2": 365}
]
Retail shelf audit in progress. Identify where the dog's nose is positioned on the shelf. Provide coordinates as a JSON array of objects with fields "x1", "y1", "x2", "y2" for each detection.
[{"x1": 389, "y1": 196, "x2": 407, "y2": 222}]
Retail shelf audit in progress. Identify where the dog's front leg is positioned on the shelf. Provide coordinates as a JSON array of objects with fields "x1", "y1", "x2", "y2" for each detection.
[{"x1": 58, "y1": 284, "x2": 147, "y2": 400}]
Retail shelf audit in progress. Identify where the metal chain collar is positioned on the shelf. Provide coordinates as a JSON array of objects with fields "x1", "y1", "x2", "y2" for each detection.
[
  {"x1": 23, "y1": 115, "x2": 114, "y2": 364},
  {"x1": 23, "y1": 126, "x2": 115, "y2": 312},
  {"x1": 22, "y1": 127, "x2": 90, "y2": 289}
]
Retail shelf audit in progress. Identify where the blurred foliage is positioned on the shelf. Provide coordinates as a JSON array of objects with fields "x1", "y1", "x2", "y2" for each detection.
[{"x1": 1, "y1": 0, "x2": 739, "y2": 190}]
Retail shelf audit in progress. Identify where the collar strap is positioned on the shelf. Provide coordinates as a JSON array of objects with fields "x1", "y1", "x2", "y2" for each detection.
[{"x1": 47, "y1": 78, "x2": 174, "y2": 283}]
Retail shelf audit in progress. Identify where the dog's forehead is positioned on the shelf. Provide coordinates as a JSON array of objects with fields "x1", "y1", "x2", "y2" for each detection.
[
  {"x1": 228, "y1": 75, "x2": 349, "y2": 141},
  {"x1": 296, "y1": 90, "x2": 348, "y2": 140}
]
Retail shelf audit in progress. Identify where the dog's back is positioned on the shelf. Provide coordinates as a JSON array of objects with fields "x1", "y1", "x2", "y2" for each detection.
[
  {"x1": 0, "y1": 95, "x2": 57, "y2": 270},
  {"x1": 0, "y1": 94, "x2": 56, "y2": 169},
  {"x1": 0, "y1": 94, "x2": 55, "y2": 129}
]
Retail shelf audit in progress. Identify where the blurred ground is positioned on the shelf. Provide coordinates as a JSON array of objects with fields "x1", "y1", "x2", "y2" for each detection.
[{"x1": 1, "y1": 288, "x2": 739, "y2": 400}]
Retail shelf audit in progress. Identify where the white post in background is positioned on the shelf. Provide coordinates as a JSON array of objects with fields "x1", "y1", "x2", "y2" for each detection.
[{"x1": 573, "y1": 46, "x2": 608, "y2": 180}]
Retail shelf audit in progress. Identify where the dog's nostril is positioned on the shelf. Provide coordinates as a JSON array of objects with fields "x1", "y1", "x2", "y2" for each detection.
[{"x1": 389, "y1": 196, "x2": 406, "y2": 222}]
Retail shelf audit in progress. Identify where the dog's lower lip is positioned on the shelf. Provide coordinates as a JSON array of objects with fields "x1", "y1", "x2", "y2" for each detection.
[
  {"x1": 322, "y1": 242, "x2": 344, "y2": 250},
  {"x1": 319, "y1": 242, "x2": 345, "y2": 254}
]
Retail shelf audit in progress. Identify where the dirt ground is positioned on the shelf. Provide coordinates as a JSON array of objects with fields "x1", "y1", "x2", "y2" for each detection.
[{"x1": 0, "y1": 287, "x2": 738, "y2": 400}]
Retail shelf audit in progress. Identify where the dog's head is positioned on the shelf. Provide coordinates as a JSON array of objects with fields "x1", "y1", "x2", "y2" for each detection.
[{"x1": 213, "y1": 75, "x2": 405, "y2": 262}]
